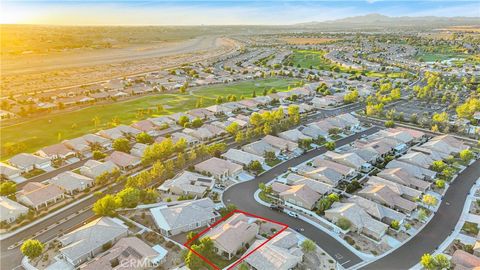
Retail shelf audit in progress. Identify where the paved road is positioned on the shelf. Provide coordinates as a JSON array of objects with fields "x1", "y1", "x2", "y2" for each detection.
[
  {"x1": 361, "y1": 159, "x2": 480, "y2": 270},
  {"x1": 222, "y1": 127, "x2": 381, "y2": 268}
]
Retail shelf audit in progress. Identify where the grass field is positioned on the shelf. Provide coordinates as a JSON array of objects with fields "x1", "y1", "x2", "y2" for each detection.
[
  {"x1": 1, "y1": 78, "x2": 300, "y2": 159},
  {"x1": 286, "y1": 50, "x2": 334, "y2": 69}
]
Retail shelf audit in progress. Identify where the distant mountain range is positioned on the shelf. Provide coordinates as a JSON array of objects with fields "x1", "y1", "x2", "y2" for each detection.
[{"x1": 294, "y1": 13, "x2": 480, "y2": 30}]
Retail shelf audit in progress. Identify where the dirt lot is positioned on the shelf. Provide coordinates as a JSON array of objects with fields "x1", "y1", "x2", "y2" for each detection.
[{"x1": 1, "y1": 37, "x2": 238, "y2": 95}]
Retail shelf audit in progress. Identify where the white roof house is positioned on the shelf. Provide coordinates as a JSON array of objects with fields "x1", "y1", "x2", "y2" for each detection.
[
  {"x1": 62, "y1": 137, "x2": 91, "y2": 155},
  {"x1": 17, "y1": 182, "x2": 65, "y2": 210},
  {"x1": 0, "y1": 196, "x2": 29, "y2": 224},
  {"x1": 9, "y1": 153, "x2": 51, "y2": 172},
  {"x1": 194, "y1": 157, "x2": 243, "y2": 181},
  {"x1": 278, "y1": 129, "x2": 312, "y2": 143},
  {"x1": 285, "y1": 173, "x2": 333, "y2": 195},
  {"x1": 272, "y1": 183, "x2": 321, "y2": 210},
  {"x1": 221, "y1": 149, "x2": 265, "y2": 166},
  {"x1": 378, "y1": 168, "x2": 431, "y2": 192},
  {"x1": 323, "y1": 151, "x2": 367, "y2": 170},
  {"x1": 0, "y1": 162, "x2": 21, "y2": 181},
  {"x1": 36, "y1": 143, "x2": 76, "y2": 160},
  {"x1": 422, "y1": 134, "x2": 469, "y2": 155},
  {"x1": 59, "y1": 217, "x2": 128, "y2": 266},
  {"x1": 367, "y1": 176, "x2": 423, "y2": 199},
  {"x1": 298, "y1": 124, "x2": 328, "y2": 139},
  {"x1": 158, "y1": 171, "x2": 214, "y2": 197},
  {"x1": 244, "y1": 231, "x2": 303, "y2": 270},
  {"x1": 242, "y1": 140, "x2": 281, "y2": 157},
  {"x1": 262, "y1": 135, "x2": 299, "y2": 153},
  {"x1": 397, "y1": 151, "x2": 435, "y2": 169},
  {"x1": 347, "y1": 195, "x2": 406, "y2": 224},
  {"x1": 386, "y1": 160, "x2": 437, "y2": 180},
  {"x1": 203, "y1": 213, "x2": 259, "y2": 259},
  {"x1": 49, "y1": 171, "x2": 94, "y2": 195},
  {"x1": 296, "y1": 164, "x2": 344, "y2": 186},
  {"x1": 150, "y1": 198, "x2": 219, "y2": 236},
  {"x1": 358, "y1": 184, "x2": 417, "y2": 213},
  {"x1": 325, "y1": 202, "x2": 388, "y2": 240},
  {"x1": 106, "y1": 151, "x2": 141, "y2": 170},
  {"x1": 79, "y1": 160, "x2": 118, "y2": 179}
]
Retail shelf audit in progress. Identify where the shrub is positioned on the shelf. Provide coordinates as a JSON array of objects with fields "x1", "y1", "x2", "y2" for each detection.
[{"x1": 337, "y1": 217, "x2": 352, "y2": 230}]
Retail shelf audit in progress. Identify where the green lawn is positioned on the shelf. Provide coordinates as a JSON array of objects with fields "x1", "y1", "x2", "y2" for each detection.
[
  {"x1": 286, "y1": 50, "x2": 334, "y2": 70},
  {"x1": 1, "y1": 78, "x2": 299, "y2": 159}
]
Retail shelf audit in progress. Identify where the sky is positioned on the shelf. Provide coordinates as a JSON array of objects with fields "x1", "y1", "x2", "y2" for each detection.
[{"x1": 1, "y1": 1, "x2": 479, "y2": 25}]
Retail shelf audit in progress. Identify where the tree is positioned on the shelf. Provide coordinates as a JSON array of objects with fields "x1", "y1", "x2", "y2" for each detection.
[
  {"x1": 93, "y1": 194, "x2": 119, "y2": 217},
  {"x1": 219, "y1": 204, "x2": 236, "y2": 217},
  {"x1": 390, "y1": 220, "x2": 400, "y2": 230},
  {"x1": 433, "y1": 254, "x2": 450, "y2": 269},
  {"x1": 459, "y1": 149, "x2": 474, "y2": 163},
  {"x1": 418, "y1": 208, "x2": 428, "y2": 222},
  {"x1": 235, "y1": 131, "x2": 245, "y2": 144},
  {"x1": 238, "y1": 263, "x2": 249, "y2": 270},
  {"x1": 300, "y1": 239, "x2": 316, "y2": 253},
  {"x1": 226, "y1": 122, "x2": 240, "y2": 135},
  {"x1": 185, "y1": 245, "x2": 205, "y2": 270},
  {"x1": 263, "y1": 123, "x2": 272, "y2": 135},
  {"x1": 247, "y1": 160, "x2": 263, "y2": 175},
  {"x1": 385, "y1": 120, "x2": 395, "y2": 128},
  {"x1": 191, "y1": 118, "x2": 203, "y2": 128},
  {"x1": 0, "y1": 181, "x2": 17, "y2": 196},
  {"x1": 288, "y1": 105, "x2": 300, "y2": 125},
  {"x1": 176, "y1": 152, "x2": 186, "y2": 168},
  {"x1": 343, "y1": 89, "x2": 359, "y2": 103},
  {"x1": 116, "y1": 187, "x2": 141, "y2": 208},
  {"x1": 435, "y1": 179, "x2": 446, "y2": 189},
  {"x1": 136, "y1": 132, "x2": 153, "y2": 144},
  {"x1": 178, "y1": 115, "x2": 190, "y2": 127},
  {"x1": 113, "y1": 138, "x2": 131, "y2": 153},
  {"x1": 422, "y1": 194, "x2": 438, "y2": 208},
  {"x1": 431, "y1": 160, "x2": 447, "y2": 173},
  {"x1": 420, "y1": 253, "x2": 435, "y2": 270},
  {"x1": 142, "y1": 189, "x2": 158, "y2": 204},
  {"x1": 325, "y1": 141, "x2": 336, "y2": 151},
  {"x1": 21, "y1": 239, "x2": 44, "y2": 260},
  {"x1": 337, "y1": 217, "x2": 351, "y2": 230},
  {"x1": 92, "y1": 150, "x2": 107, "y2": 160}
]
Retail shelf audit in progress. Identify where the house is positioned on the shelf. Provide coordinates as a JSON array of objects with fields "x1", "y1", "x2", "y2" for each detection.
[
  {"x1": 203, "y1": 213, "x2": 259, "y2": 259},
  {"x1": 80, "y1": 160, "x2": 118, "y2": 179},
  {"x1": 397, "y1": 151, "x2": 435, "y2": 169},
  {"x1": 378, "y1": 168, "x2": 431, "y2": 192},
  {"x1": 168, "y1": 132, "x2": 200, "y2": 146},
  {"x1": 130, "y1": 143, "x2": 148, "y2": 158},
  {"x1": 323, "y1": 151, "x2": 368, "y2": 171},
  {"x1": 221, "y1": 149, "x2": 265, "y2": 167},
  {"x1": 298, "y1": 124, "x2": 328, "y2": 140},
  {"x1": 422, "y1": 134, "x2": 469, "y2": 155},
  {"x1": 325, "y1": 202, "x2": 388, "y2": 240},
  {"x1": 194, "y1": 157, "x2": 243, "y2": 181},
  {"x1": 296, "y1": 164, "x2": 344, "y2": 186},
  {"x1": 451, "y1": 249, "x2": 480, "y2": 270},
  {"x1": 358, "y1": 184, "x2": 417, "y2": 213},
  {"x1": 63, "y1": 137, "x2": 92, "y2": 157},
  {"x1": 367, "y1": 176, "x2": 423, "y2": 200},
  {"x1": 50, "y1": 171, "x2": 94, "y2": 195},
  {"x1": 272, "y1": 182, "x2": 321, "y2": 210},
  {"x1": 242, "y1": 140, "x2": 281, "y2": 157},
  {"x1": 81, "y1": 237, "x2": 167, "y2": 270},
  {"x1": 311, "y1": 158, "x2": 356, "y2": 178},
  {"x1": 59, "y1": 217, "x2": 128, "y2": 266},
  {"x1": 0, "y1": 162, "x2": 21, "y2": 181},
  {"x1": 386, "y1": 160, "x2": 437, "y2": 181},
  {"x1": 0, "y1": 196, "x2": 29, "y2": 224},
  {"x1": 36, "y1": 143, "x2": 77, "y2": 160},
  {"x1": 336, "y1": 113, "x2": 361, "y2": 130},
  {"x1": 9, "y1": 153, "x2": 52, "y2": 173},
  {"x1": 244, "y1": 231, "x2": 303, "y2": 270},
  {"x1": 106, "y1": 151, "x2": 141, "y2": 171},
  {"x1": 262, "y1": 135, "x2": 300, "y2": 154},
  {"x1": 97, "y1": 125, "x2": 141, "y2": 140},
  {"x1": 158, "y1": 171, "x2": 214, "y2": 197},
  {"x1": 278, "y1": 129, "x2": 312, "y2": 143},
  {"x1": 131, "y1": 120, "x2": 160, "y2": 136},
  {"x1": 347, "y1": 195, "x2": 406, "y2": 225},
  {"x1": 284, "y1": 174, "x2": 333, "y2": 195},
  {"x1": 150, "y1": 198, "x2": 219, "y2": 236},
  {"x1": 82, "y1": 134, "x2": 112, "y2": 149},
  {"x1": 17, "y1": 182, "x2": 65, "y2": 210}
]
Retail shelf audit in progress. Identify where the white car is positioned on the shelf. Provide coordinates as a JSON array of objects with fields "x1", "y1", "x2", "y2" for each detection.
[{"x1": 287, "y1": 211, "x2": 299, "y2": 218}]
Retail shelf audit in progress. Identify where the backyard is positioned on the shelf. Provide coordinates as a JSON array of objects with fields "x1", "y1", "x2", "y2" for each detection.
[{"x1": 1, "y1": 78, "x2": 300, "y2": 159}]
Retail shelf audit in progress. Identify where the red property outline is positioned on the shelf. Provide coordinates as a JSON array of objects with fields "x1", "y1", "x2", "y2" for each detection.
[{"x1": 183, "y1": 209, "x2": 289, "y2": 270}]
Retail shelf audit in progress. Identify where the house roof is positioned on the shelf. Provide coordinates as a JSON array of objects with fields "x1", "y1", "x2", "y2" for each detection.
[
  {"x1": 0, "y1": 162, "x2": 21, "y2": 177},
  {"x1": 150, "y1": 198, "x2": 217, "y2": 231},
  {"x1": 221, "y1": 149, "x2": 265, "y2": 166},
  {"x1": 279, "y1": 184, "x2": 321, "y2": 209},
  {"x1": 80, "y1": 160, "x2": 118, "y2": 179},
  {"x1": 285, "y1": 173, "x2": 333, "y2": 195},
  {"x1": 262, "y1": 135, "x2": 298, "y2": 151},
  {"x1": 38, "y1": 143, "x2": 75, "y2": 157},
  {"x1": 398, "y1": 151, "x2": 434, "y2": 169},
  {"x1": 194, "y1": 157, "x2": 243, "y2": 177},
  {"x1": 50, "y1": 171, "x2": 93, "y2": 191},
  {"x1": 203, "y1": 213, "x2": 258, "y2": 255},
  {"x1": 106, "y1": 151, "x2": 141, "y2": 168},
  {"x1": 311, "y1": 158, "x2": 355, "y2": 176},
  {"x1": 358, "y1": 184, "x2": 417, "y2": 212},
  {"x1": 451, "y1": 249, "x2": 480, "y2": 269},
  {"x1": 367, "y1": 176, "x2": 422, "y2": 199},
  {"x1": 386, "y1": 160, "x2": 436, "y2": 180},
  {"x1": 18, "y1": 182, "x2": 64, "y2": 207},
  {"x1": 297, "y1": 164, "x2": 344, "y2": 186},
  {"x1": 378, "y1": 168, "x2": 431, "y2": 191},
  {"x1": 244, "y1": 231, "x2": 303, "y2": 270},
  {"x1": 0, "y1": 196, "x2": 29, "y2": 222},
  {"x1": 59, "y1": 217, "x2": 128, "y2": 263},
  {"x1": 325, "y1": 202, "x2": 388, "y2": 234},
  {"x1": 9, "y1": 153, "x2": 50, "y2": 168},
  {"x1": 159, "y1": 171, "x2": 214, "y2": 194},
  {"x1": 323, "y1": 151, "x2": 367, "y2": 170},
  {"x1": 278, "y1": 129, "x2": 312, "y2": 143},
  {"x1": 347, "y1": 195, "x2": 406, "y2": 222},
  {"x1": 242, "y1": 140, "x2": 280, "y2": 157}
]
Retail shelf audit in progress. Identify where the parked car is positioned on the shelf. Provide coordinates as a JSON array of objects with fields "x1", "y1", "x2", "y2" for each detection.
[
  {"x1": 287, "y1": 211, "x2": 299, "y2": 218},
  {"x1": 270, "y1": 204, "x2": 284, "y2": 212}
]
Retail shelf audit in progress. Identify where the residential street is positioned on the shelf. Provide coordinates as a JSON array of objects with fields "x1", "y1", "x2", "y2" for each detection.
[
  {"x1": 361, "y1": 159, "x2": 480, "y2": 270},
  {"x1": 222, "y1": 127, "x2": 381, "y2": 268}
]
